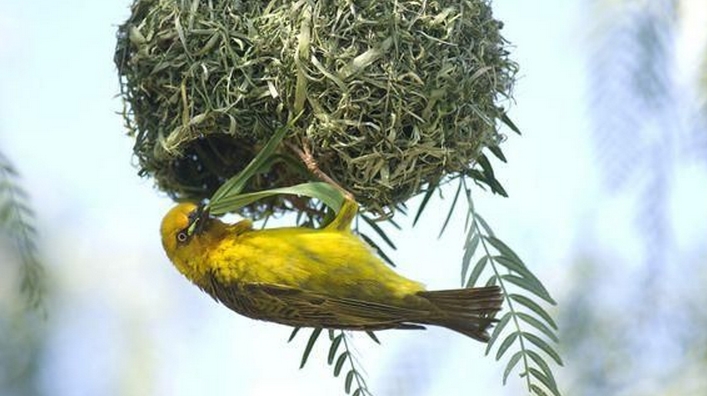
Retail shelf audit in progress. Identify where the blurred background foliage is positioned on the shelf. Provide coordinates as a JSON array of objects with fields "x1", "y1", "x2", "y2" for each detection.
[{"x1": 1, "y1": 0, "x2": 707, "y2": 395}]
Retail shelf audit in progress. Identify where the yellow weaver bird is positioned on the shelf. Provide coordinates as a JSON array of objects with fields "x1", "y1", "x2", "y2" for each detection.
[{"x1": 160, "y1": 198, "x2": 503, "y2": 341}]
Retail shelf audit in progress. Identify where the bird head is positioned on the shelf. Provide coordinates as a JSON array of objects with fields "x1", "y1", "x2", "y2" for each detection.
[{"x1": 160, "y1": 202, "x2": 214, "y2": 281}]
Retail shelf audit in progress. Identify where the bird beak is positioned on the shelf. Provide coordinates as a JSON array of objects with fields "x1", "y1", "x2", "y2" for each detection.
[{"x1": 187, "y1": 203, "x2": 210, "y2": 236}]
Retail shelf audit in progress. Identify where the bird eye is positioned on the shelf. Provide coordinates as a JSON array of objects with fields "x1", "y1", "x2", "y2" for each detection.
[{"x1": 176, "y1": 230, "x2": 189, "y2": 243}]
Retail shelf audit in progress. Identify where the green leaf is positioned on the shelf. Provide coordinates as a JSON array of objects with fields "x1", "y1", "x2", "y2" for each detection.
[
  {"x1": 510, "y1": 294, "x2": 558, "y2": 330},
  {"x1": 413, "y1": 180, "x2": 438, "y2": 226},
  {"x1": 209, "y1": 182, "x2": 344, "y2": 216},
  {"x1": 518, "y1": 313, "x2": 559, "y2": 343},
  {"x1": 438, "y1": 178, "x2": 463, "y2": 238},
  {"x1": 529, "y1": 368, "x2": 561, "y2": 396},
  {"x1": 365, "y1": 331, "x2": 380, "y2": 344},
  {"x1": 495, "y1": 331, "x2": 519, "y2": 361},
  {"x1": 299, "y1": 327, "x2": 323, "y2": 369},
  {"x1": 360, "y1": 214, "x2": 397, "y2": 250},
  {"x1": 522, "y1": 332, "x2": 564, "y2": 366},
  {"x1": 530, "y1": 384, "x2": 550, "y2": 396},
  {"x1": 461, "y1": 233, "x2": 480, "y2": 284},
  {"x1": 485, "y1": 236, "x2": 524, "y2": 264},
  {"x1": 328, "y1": 333, "x2": 344, "y2": 364},
  {"x1": 209, "y1": 119, "x2": 292, "y2": 205},
  {"x1": 488, "y1": 145, "x2": 507, "y2": 163},
  {"x1": 503, "y1": 350, "x2": 525, "y2": 384},
  {"x1": 527, "y1": 350, "x2": 560, "y2": 393},
  {"x1": 477, "y1": 154, "x2": 496, "y2": 179},
  {"x1": 502, "y1": 274, "x2": 556, "y2": 306},
  {"x1": 473, "y1": 213, "x2": 495, "y2": 238},
  {"x1": 493, "y1": 256, "x2": 552, "y2": 304},
  {"x1": 465, "y1": 256, "x2": 489, "y2": 288},
  {"x1": 345, "y1": 370, "x2": 355, "y2": 394},
  {"x1": 359, "y1": 233, "x2": 396, "y2": 268},
  {"x1": 501, "y1": 112, "x2": 521, "y2": 135},
  {"x1": 486, "y1": 311, "x2": 513, "y2": 355},
  {"x1": 288, "y1": 327, "x2": 301, "y2": 342},
  {"x1": 333, "y1": 351, "x2": 349, "y2": 377}
]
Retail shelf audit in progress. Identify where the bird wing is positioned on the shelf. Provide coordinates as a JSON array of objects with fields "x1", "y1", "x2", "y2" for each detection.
[{"x1": 202, "y1": 274, "x2": 428, "y2": 331}]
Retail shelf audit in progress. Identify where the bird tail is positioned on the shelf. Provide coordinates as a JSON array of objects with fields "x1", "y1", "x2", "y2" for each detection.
[{"x1": 417, "y1": 286, "x2": 503, "y2": 342}]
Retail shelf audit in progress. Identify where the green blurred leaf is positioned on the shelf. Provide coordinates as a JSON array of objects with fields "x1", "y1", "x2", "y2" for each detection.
[{"x1": 0, "y1": 151, "x2": 44, "y2": 311}]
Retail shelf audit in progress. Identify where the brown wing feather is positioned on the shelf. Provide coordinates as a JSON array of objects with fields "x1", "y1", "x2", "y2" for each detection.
[{"x1": 201, "y1": 273, "x2": 427, "y2": 331}]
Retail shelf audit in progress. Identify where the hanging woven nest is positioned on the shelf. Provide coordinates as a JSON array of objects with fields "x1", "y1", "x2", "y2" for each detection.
[{"x1": 115, "y1": 0, "x2": 516, "y2": 217}]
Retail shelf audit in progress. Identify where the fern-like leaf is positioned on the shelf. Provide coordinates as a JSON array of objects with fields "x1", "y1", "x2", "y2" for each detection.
[
  {"x1": 461, "y1": 180, "x2": 563, "y2": 396},
  {"x1": 0, "y1": 151, "x2": 44, "y2": 311},
  {"x1": 291, "y1": 328, "x2": 373, "y2": 396}
]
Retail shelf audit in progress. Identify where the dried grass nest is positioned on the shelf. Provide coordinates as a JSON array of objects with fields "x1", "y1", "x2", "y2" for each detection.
[{"x1": 115, "y1": 0, "x2": 516, "y2": 217}]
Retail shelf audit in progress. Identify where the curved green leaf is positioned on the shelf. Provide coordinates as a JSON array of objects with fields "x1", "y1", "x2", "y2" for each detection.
[
  {"x1": 503, "y1": 350, "x2": 525, "y2": 384},
  {"x1": 333, "y1": 351, "x2": 349, "y2": 377},
  {"x1": 510, "y1": 294, "x2": 558, "y2": 330},
  {"x1": 299, "y1": 327, "x2": 323, "y2": 369},
  {"x1": 486, "y1": 311, "x2": 513, "y2": 355},
  {"x1": 345, "y1": 370, "x2": 355, "y2": 393},
  {"x1": 518, "y1": 313, "x2": 559, "y2": 343},
  {"x1": 465, "y1": 256, "x2": 489, "y2": 288},
  {"x1": 438, "y1": 178, "x2": 463, "y2": 238},
  {"x1": 210, "y1": 116, "x2": 298, "y2": 204},
  {"x1": 328, "y1": 333, "x2": 344, "y2": 364},
  {"x1": 359, "y1": 233, "x2": 396, "y2": 267},
  {"x1": 522, "y1": 332, "x2": 564, "y2": 366},
  {"x1": 461, "y1": 233, "x2": 480, "y2": 283},
  {"x1": 527, "y1": 350, "x2": 560, "y2": 394},
  {"x1": 209, "y1": 182, "x2": 344, "y2": 216},
  {"x1": 288, "y1": 327, "x2": 301, "y2": 342},
  {"x1": 365, "y1": 331, "x2": 380, "y2": 345},
  {"x1": 495, "y1": 331, "x2": 519, "y2": 361},
  {"x1": 529, "y1": 368, "x2": 561, "y2": 396},
  {"x1": 360, "y1": 213, "x2": 397, "y2": 250},
  {"x1": 413, "y1": 180, "x2": 438, "y2": 226},
  {"x1": 502, "y1": 274, "x2": 555, "y2": 305}
]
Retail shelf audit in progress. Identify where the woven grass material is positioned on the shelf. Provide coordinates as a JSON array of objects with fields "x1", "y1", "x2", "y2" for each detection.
[{"x1": 115, "y1": 0, "x2": 516, "y2": 217}]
